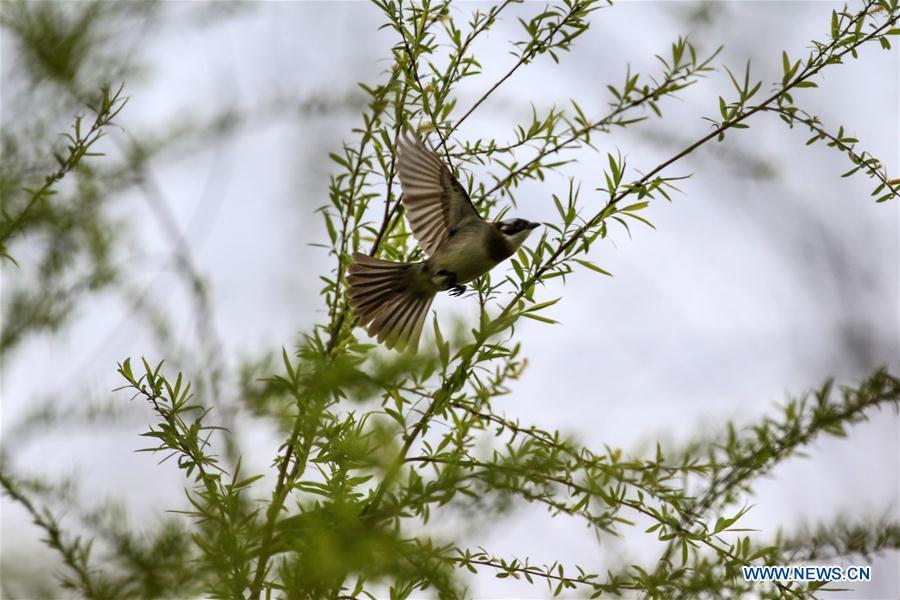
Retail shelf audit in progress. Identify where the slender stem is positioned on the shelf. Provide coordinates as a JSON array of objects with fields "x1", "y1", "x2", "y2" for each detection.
[
  {"x1": 451, "y1": 1, "x2": 593, "y2": 134},
  {"x1": 359, "y1": 385, "x2": 446, "y2": 519},
  {"x1": 369, "y1": 83, "x2": 411, "y2": 256},
  {"x1": 759, "y1": 105, "x2": 900, "y2": 200},
  {"x1": 0, "y1": 472, "x2": 108, "y2": 599},
  {"x1": 435, "y1": 0, "x2": 516, "y2": 105},
  {"x1": 396, "y1": 0, "x2": 455, "y2": 166},
  {"x1": 507, "y1": 0, "x2": 895, "y2": 320},
  {"x1": 0, "y1": 84, "x2": 126, "y2": 252},
  {"x1": 248, "y1": 423, "x2": 301, "y2": 598},
  {"x1": 655, "y1": 370, "x2": 899, "y2": 572},
  {"x1": 324, "y1": 81, "x2": 395, "y2": 354},
  {"x1": 448, "y1": 555, "x2": 637, "y2": 593},
  {"x1": 480, "y1": 59, "x2": 715, "y2": 199},
  {"x1": 408, "y1": 455, "x2": 804, "y2": 597}
]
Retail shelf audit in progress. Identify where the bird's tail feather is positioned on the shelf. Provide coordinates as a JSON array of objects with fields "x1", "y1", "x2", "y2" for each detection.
[{"x1": 347, "y1": 252, "x2": 434, "y2": 351}]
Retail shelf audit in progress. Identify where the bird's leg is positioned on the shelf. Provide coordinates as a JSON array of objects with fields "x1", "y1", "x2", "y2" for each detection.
[{"x1": 436, "y1": 269, "x2": 466, "y2": 297}]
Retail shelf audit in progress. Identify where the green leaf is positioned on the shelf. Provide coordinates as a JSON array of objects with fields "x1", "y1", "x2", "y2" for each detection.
[
  {"x1": 328, "y1": 152, "x2": 351, "y2": 169},
  {"x1": 521, "y1": 312, "x2": 558, "y2": 325},
  {"x1": 620, "y1": 201, "x2": 649, "y2": 212},
  {"x1": 525, "y1": 297, "x2": 561, "y2": 313},
  {"x1": 573, "y1": 259, "x2": 613, "y2": 277}
]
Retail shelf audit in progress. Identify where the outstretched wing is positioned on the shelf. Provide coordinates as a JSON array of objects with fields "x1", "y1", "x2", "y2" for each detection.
[{"x1": 396, "y1": 132, "x2": 481, "y2": 256}]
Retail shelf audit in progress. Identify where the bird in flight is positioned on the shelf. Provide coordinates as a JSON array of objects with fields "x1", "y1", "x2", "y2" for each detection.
[{"x1": 348, "y1": 132, "x2": 540, "y2": 352}]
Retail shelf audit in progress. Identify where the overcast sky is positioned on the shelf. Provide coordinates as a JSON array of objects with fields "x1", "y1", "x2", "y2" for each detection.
[{"x1": 2, "y1": 1, "x2": 898, "y2": 597}]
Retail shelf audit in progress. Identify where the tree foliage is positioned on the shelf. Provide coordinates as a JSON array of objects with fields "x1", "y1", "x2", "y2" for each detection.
[{"x1": 2, "y1": 1, "x2": 899, "y2": 598}]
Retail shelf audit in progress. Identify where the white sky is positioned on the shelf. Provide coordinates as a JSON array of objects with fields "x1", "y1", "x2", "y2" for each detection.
[{"x1": 2, "y1": 1, "x2": 898, "y2": 597}]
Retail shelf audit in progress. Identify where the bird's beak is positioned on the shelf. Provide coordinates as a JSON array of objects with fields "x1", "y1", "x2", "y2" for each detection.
[{"x1": 525, "y1": 221, "x2": 541, "y2": 230}]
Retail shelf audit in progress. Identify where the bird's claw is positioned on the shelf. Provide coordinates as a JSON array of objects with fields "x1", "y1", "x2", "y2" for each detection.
[{"x1": 448, "y1": 285, "x2": 466, "y2": 297}]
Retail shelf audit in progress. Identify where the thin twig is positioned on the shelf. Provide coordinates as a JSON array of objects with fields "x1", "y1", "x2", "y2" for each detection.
[{"x1": 451, "y1": 1, "x2": 593, "y2": 133}]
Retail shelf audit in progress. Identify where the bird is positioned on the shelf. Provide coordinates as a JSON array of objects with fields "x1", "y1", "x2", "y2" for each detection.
[{"x1": 347, "y1": 131, "x2": 540, "y2": 352}]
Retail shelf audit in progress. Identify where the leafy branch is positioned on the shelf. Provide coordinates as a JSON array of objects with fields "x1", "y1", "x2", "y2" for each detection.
[
  {"x1": 653, "y1": 368, "x2": 900, "y2": 581},
  {"x1": 761, "y1": 105, "x2": 900, "y2": 202},
  {"x1": 456, "y1": 0, "x2": 899, "y2": 369},
  {"x1": 116, "y1": 358, "x2": 260, "y2": 598},
  {"x1": 451, "y1": 0, "x2": 604, "y2": 133},
  {"x1": 0, "y1": 471, "x2": 115, "y2": 599},
  {"x1": 450, "y1": 546, "x2": 631, "y2": 597},
  {"x1": 0, "y1": 83, "x2": 127, "y2": 262},
  {"x1": 478, "y1": 38, "x2": 720, "y2": 201},
  {"x1": 778, "y1": 516, "x2": 900, "y2": 562}
]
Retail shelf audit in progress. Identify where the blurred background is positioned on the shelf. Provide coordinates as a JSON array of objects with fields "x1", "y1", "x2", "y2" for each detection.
[{"x1": 1, "y1": 1, "x2": 897, "y2": 597}]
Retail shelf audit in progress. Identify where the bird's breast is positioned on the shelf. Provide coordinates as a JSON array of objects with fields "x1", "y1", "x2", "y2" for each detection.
[{"x1": 427, "y1": 224, "x2": 513, "y2": 285}]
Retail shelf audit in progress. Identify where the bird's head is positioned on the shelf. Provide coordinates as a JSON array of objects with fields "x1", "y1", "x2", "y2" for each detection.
[{"x1": 495, "y1": 218, "x2": 541, "y2": 249}]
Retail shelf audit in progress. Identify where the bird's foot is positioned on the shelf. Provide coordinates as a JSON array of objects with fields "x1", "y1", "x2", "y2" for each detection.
[{"x1": 448, "y1": 285, "x2": 466, "y2": 297}]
